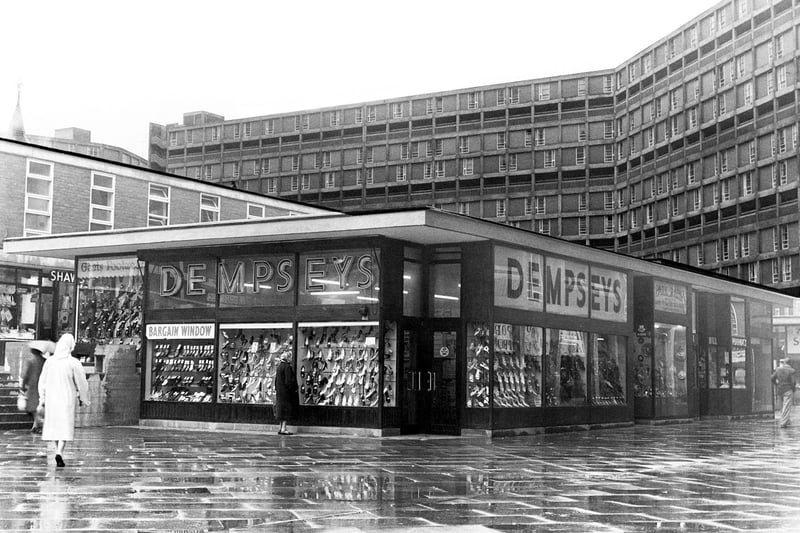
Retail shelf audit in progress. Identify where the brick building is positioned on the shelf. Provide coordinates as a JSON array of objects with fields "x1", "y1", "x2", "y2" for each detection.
[{"x1": 149, "y1": 0, "x2": 800, "y2": 298}]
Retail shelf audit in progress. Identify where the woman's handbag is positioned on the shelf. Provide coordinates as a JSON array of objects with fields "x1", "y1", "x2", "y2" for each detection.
[{"x1": 16, "y1": 390, "x2": 27, "y2": 411}]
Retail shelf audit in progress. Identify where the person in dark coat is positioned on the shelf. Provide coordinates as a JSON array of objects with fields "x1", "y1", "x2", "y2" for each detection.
[
  {"x1": 20, "y1": 340, "x2": 56, "y2": 433},
  {"x1": 274, "y1": 350, "x2": 298, "y2": 435}
]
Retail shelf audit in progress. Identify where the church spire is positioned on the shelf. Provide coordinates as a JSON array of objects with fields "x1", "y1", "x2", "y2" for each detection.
[{"x1": 8, "y1": 83, "x2": 25, "y2": 141}]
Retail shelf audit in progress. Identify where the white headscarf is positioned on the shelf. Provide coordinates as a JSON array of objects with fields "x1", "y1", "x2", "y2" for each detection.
[{"x1": 52, "y1": 333, "x2": 76, "y2": 360}]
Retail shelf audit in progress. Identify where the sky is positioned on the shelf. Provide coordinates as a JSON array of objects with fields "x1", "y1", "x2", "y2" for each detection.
[{"x1": 1, "y1": 0, "x2": 722, "y2": 159}]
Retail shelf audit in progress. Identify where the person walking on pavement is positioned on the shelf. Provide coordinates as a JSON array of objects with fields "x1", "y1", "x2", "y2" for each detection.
[
  {"x1": 772, "y1": 357, "x2": 796, "y2": 429},
  {"x1": 38, "y1": 333, "x2": 90, "y2": 467},
  {"x1": 20, "y1": 340, "x2": 56, "y2": 433},
  {"x1": 274, "y1": 350, "x2": 298, "y2": 435}
]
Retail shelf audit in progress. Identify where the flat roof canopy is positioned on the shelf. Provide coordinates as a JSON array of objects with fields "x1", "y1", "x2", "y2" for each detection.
[{"x1": 5, "y1": 208, "x2": 793, "y2": 305}]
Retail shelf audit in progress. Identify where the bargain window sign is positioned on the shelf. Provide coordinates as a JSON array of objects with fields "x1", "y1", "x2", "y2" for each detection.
[{"x1": 494, "y1": 246, "x2": 627, "y2": 322}]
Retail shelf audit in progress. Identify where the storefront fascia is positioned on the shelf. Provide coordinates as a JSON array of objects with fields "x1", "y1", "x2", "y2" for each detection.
[{"x1": 4, "y1": 210, "x2": 794, "y2": 436}]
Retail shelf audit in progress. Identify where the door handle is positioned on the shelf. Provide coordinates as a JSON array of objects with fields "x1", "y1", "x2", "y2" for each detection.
[
  {"x1": 406, "y1": 371, "x2": 416, "y2": 391},
  {"x1": 427, "y1": 371, "x2": 434, "y2": 392}
]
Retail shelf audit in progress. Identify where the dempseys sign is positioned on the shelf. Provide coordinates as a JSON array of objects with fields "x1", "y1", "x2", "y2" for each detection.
[{"x1": 494, "y1": 245, "x2": 627, "y2": 322}]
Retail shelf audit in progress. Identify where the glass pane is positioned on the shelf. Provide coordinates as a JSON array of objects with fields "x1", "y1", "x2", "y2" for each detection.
[
  {"x1": 402, "y1": 261, "x2": 422, "y2": 317},
  {"x1": 248, "y1": 204, "x2": 264, "y2": 218},
  {"x1": 27, "y1": 197, "x2": 50, "y2": 212},
  {"x1": 17, "y1": 269, "x2": 39, "y2": 285},
  {"x1": 76, "y1": 256, "x2": 143, "y2": 344},
  {"x1": 493, "y1": 323, "x2": 542, "y2": 408},
  {"x1": 25, "y1": 213, "x2": 50, "y2": 232},
  {"x1": 200, "y1": 210, "x2": 218, "y2": 223},
  {"x1": 297, "y1": 250, "x2": 380, "y2": 308},
  {"x1": 466, "y1": 322, "x2": 490, "y2": 408},
  {"x1": 26, "y1": 177, "x2": 51, "y2": 196},
  {"x1": 28, "y1": 161, "x2": 51, "y2": 177},
  {"x1": 91, "y1": 189, "x2": 112, "y2": 207},
  {"x1": 654, "y1": 324, "x2": 687, "y2": 399},
  {"x1": 147, "y1": 260, "x2": 217, "y2": 310},
  {"x1": 545, "y1": 329, "x2": 587, "y2": 407},
  {"x1": 149, "y1": 185, "x2": 169, "y2": 199},
  {"x1": 592, "y1": 333, "x2": 627, "y2": 405},
  {"x1": 709, "y1": 345, "x2": 731, "y2": 388},
  {"x1": 201, "y1": 195, "x2": 219, "y2": 209},
  {"x1": 148, "y1": 215, "x2": 167, "y2": 226},
  {"x1": 430, "y1": 263, "x2": 460, "y2": 318},
  {"x1": 89, "y1": 222, "x2": 112, "y2": 231},
  {"x1": 217, "y1": 254, "x2": 295, "y2": 308},
  {"x1": 149, "y1": 200, "x2": 168, "y2": 218},
  {"x1": 92, "y1": 173, "x2": 114, "y2": 189},
  {"x1": 217, "y1": 325, "x2": 293, "y2": 404},
  {"x1": 732, "y1": 337, "x2": 747, "y2": 389},
  {"x1": 91, "y1": 207, "x2": 112, "y2": 222}
]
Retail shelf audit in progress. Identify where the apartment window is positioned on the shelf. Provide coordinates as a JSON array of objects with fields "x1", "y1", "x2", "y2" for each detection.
[
  {"x1": 575, "y1": 147, "x2": 585, "y2": 165},
  {"x1": 459, "y1": 137, "x2": 469, "y2": 154},
  {"x1": 243, "y1": 122, "x2": 251, "y2": 138},
  {"x1": 538, "y1": 84, "x2": 550, "y2": 100},
  {"x1": 721, "y1": 239, "x2": 730, "y2": 261},
  {"x1": 468, "y1": 92, "x2": 479, "y2": 109},
  {"x1": 392, "y1": 102, "x2": 404, "y2": 119},
  {"x1": 496, "y1": 199, "x2": 507, "y2": 218},
  {"x1": 532, "y1": 197, "x2": 545, "y2": 215},
  {"x1": 194, "y1": 167, "x2": 201, "y2": 180},
  {"x1": 211, "y1": 127, "x2": 219, "y2": 142},
  {"x1": 200, "y1": 193, "x2": 220, "y2": 223},
  {"x1": 693, "y1": 189, "x2": 701, "y2": 210},
  {"x1": 367, "y1": 106, "x2": 376, "y2": 122},
  {"x1": 654, "y1": 98, "x2": 663, "y2": 118},
  {"x1": 535, "y1": 128, "x2": 545, "y2": 146},
  {"x1": 543, "y1": 150, "x2": 556, "y2": 168},
  {"x1": 459, "y1": 202, "x2": 469, "y2": 215},
  {"x1": 670, "y1": 116, "x2": 679, "y2": 137},
  {"x1": 524, "y1": 130, "x2": 532, "y2": 148},
  {"x1": 645, "y1": 204, "x2": 654, "y2": 224},
  {"x1": 604, "y1": 216, "x2": 614, "y2": 234},
  {"x1": 169, "y1": 131, "x2": 177, "y2": 147},
  {"x1": 643, "y1": 54, "x2": 652, "y2": 73},
  {"x1": 499, "y1": 155, "x2": 507, "y2": 172},
  {"x1": 422, "y1": 141, "x2": 432, "y2": 157},
  {"x1": 355, "y1": 108, "x2": 363, "y2": 124},
  {"x1": 233, "y1": 123, "x2": 241, "y2": 139},
  {"x1": 232, "y1": 163, "x2": 240, "y2": 178},
  {"x1": 204, "y1": 166, "x2": 213, "y2": 180},
  {"x1": 768, "y1": 73, "x2": 774, "y2": 94},
  {"x1": 712, "y1": 183, "x2": 719, "y2": 205},
  {"x1": 294, "y1": 116, "x2": 301, "y2": 131},
  {"x1": 578, "y1": 217, "x2": 587, "y2": 235},
  {"x1": 366, "y1": 168, "x2": 374, "y2": 184},
  {"x1": 781, "y1": 224, "x2": 790, "y2": 249},
  {"x1": 324, "y1": 172, "x2": 336, "y2": 189},
  {"x1": 603, "y1": 191, "x2": 614, "y2": 210},
  {"x1": 508, "y1": 154, "x2": 518, "y2": 171},
  {"x1": 778, "y1": 129, "x2": 788, "y2": 154},
  {"x1": 670, "y1": 170, "x2": 679, "y2": 190},
  {"x1": 435, "y1": 139, "x2": 444, "y2": 156},
  {"x1": 741, "y1": 234, "x2": 750, "y2": 257},
  {"x1": 266, "y1": 178, "x2": 277, "y2": 193},
  {"x1": 462, "y1": 158, "x2": 474, "y2": 175},
  {"x1": 578, "y1": 126, "x2": 587, "y2": 142},
  {"x1": 322, "y1": 151, "x2": 332, "y2": 168},
  {"x1": 657, "y1": 175, "x2": 665, "y2": 195},
  {"x1": 536, "y1": 219, "x2": 550, "y2": 235},
  {"x1": 670, "y1": 90, "x2": 679, "y2": 111},
  {"x1": 688, "y1": 107, "x2": 698, "y2": 129},
  {"x1": 772, "y1": 260, "x2": 781, "y2": 283},
  {"x1": 630, "y1": 210, "x2": 639, "y2": 229},
  {"x1": 782, "y1": 256, "x2": 792, "y2": 282},
  {"x1": 697, "y1": 246, "x2": 704, "y2": 266},
  {"x1": 435, "y1": 97, "x2": 444, "y2": 113},
  {"x1": 776, "y1": 35, "x2": 785, "y2": 59},
  {"x1": 617, "y1": 190, "x2": 625, "y2": 208},
  {"x1": 247, "y1": 204, "x2": 265, "y2": 219},
  {"x1": 747, "y1": 262, "x2": 758, "y2": 283},
  {"x1": 496, "y1": 133, "x2": 506, "y2": 150},
  {"x1": 617, "y1": 213, "x2": 626, "y2": 231},
  {"x1": 602, "y1": 120, "x2": 613, "y2": 139},
  {"x1": 291, "y1": 176, "x2": 299, "y2": 191},
  {"x1": 604, "y1": 145, "x2": 614, "y2": 163},
  {"x1": 301, "y1": 115, "x2": 310, "y2": 130},
  {"x1": 366, "y1": 147, "x2": 375, "y2": 164},
  {"x1": 578, "y1": 194, "x2": 587, "y2": 212},
  {"x1": 185, "y1": 130, "x2": 194, "y2": 145},
  {"x1": 778, "y1": 65, "x2": 788, "y2": 90},
  {"x1": 301, "y1": 175, "x2": 310, "y2": 190},
  {"x1": 524, "y1": 197, "x2": 533, "y2": 216},
  {"x1": 671, "y1": 197, "x2": 679, "y2": 217},
  {"x1": 741, "y1": 171, "x2": 753, "y2": 195},
  {"x1": 720, "y1": 152, "x2": 729, "y2": 173},
  {"x1": 330, "y1": 111, "x2": 340, "y2": 127},
  {"x1": 354, "y1": 169, "x2": 363, "y2": 185},
  {"x1": 435, "y1": 161, "x2": 446, "y2": 178},
  {"x1": 291, "y1": 155, "x2": 300, "y2": 171},
  {"x1": 628, "y1": 63, "x2": 637, "y2": 80},
  {"x1": 87, "y1": 171, "x2": 114, "y2": 231},
  {"x1": 424, "y1": 163, "x2": 433, "y2": 179},
  {"x1": 603, "y1": 75, "x2": 613, "y2": 94},
  {"x1": 779, "y1": 161, "x2": 788, "y2": 185},
  {"x1": 265, "y1": 119, "x2": 275, "y2": 135},
  {"x1": 688, "y1": 26, "x2": 697, "y2": 48},
  {"x1": 772, "y1": 227, "x2": 780, "y2": 251},
  {"x1": 508, "y1": 87, "x2": 520, "y2": 104},
  {"x1": 629, "y1": 112, "x2": 636, "y2": 130},
  {"x1": 148, "y1": 184, "x2": 170, "y2": 227},
  {"x1": 496, "y1": 89, "x2": 506, "y2": 106},
  {"x1": 630, "y1": 186, "x2": 638, "y2": 203},
  {"x1": 393, "y1": 165, "x2": 406, "y2": 182},
  {"x1": 646, "y1": 128, "x2": 655, "y2": 147},
  {"x1": 426, "y1": 98, "x2": 434, "y2": 115},
  {"x1": 687, "y1": 162, "x2": 697, "y2": 183}
]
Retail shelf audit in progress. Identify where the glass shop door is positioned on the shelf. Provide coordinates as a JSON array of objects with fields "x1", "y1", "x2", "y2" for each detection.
[{"x1": 402, "y1": 322, "x2": 459, "y2": 434}]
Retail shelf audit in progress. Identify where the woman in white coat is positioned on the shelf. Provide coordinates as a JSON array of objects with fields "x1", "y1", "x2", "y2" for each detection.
[{"x1": 38, "y1": 333, "x2": 90, "y2": 467}]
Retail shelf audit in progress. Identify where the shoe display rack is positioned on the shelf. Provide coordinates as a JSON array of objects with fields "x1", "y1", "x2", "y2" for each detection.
[
  {"x1": 77, "y1": 284, "x2": 143, "y2": 344},
  {"x1": 493, "y1": 324, "x2": 542, "y2": 408},
  {"x1": 382, "y1": 321, "x2": 396, "y2": 407},
  {"x1": 218, "y1": 324, "x2": 293, "y2": 404},
  {"x1": 0, "y1": 285, "x2": 17, "y2": 335},
  {"x1": 466, "y1": 323, "x2": 490, "y2": 408},
  {"x1": 149, "y1": 340, "x2": 215, "y2": 402},
  {"x1": 297, "y1": 322, "x2": 384, "y2": 407}
]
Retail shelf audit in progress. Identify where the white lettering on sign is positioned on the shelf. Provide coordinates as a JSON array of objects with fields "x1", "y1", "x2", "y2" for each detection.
[
  {"x1": 146, "y1": 323, "x2": 215, "y2": 339},
  {"x1": 493, "y1": 246, "x2": 627, "y2": 322},
  {"x1": 49, "y1": 270, "x2": 75, "y2": 283}
]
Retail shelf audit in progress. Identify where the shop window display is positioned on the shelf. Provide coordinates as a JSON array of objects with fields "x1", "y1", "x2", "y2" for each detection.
[
  {"x1": 77, "y1": 257, "x2": 143, "y2": 344},
  {"x1": 492, "y1": 323, "x2": 542, "y2": 408},
  {"x1": 466, "y1": 322, "x2": 490, "y2": 408},
  {"x1": 653, "y1": 324, "x2": 687, "y2": 399},
  {"x1": 708, "y1": 342, "x2": 731, "y2": 388},
  {"x1": 591, "y1": 333, "x2": 627, "y2": 405},
  {"x1": 146, "y1": 336, "x2": 215, "y2": 402},
  {"x1": 731, "y1": 337, "x2": 747, "y2": 389},
  {"x1": 297, "y1": 322, "x2": 384, "y2": 407},
  {"x1": 545, "y1": 329, "x2": 587, "y2": 407},
  {"x1": 218, "y1": 324, "x2": 293, "y2": 404},
  {"x1": 0, "y1": 269, "x2": 40, "y2": 340}
]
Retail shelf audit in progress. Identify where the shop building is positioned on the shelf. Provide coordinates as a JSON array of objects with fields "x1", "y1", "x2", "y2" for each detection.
[
  {"x1": 6, "y1": 208, "x2": 792, "y2": 435},
  {"x1": 0, "y1": 139, "x2": 332, "y2": 426}
]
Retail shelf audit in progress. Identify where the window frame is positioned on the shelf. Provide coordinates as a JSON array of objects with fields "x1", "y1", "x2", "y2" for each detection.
[
  {"x1": 24, "y1": 159, "x2": 54, "y2": 236},
  {"x1": 147, "y1": 183, "x2": 170, "y2": 227},
  {"x1": 89, "y1": 171, "x2": 115, "y2": 231}
]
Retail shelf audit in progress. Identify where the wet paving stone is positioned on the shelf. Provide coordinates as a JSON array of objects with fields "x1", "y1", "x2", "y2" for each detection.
[{"x1": 2, "y1": 419, "x2": 800, "y2": 531}]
